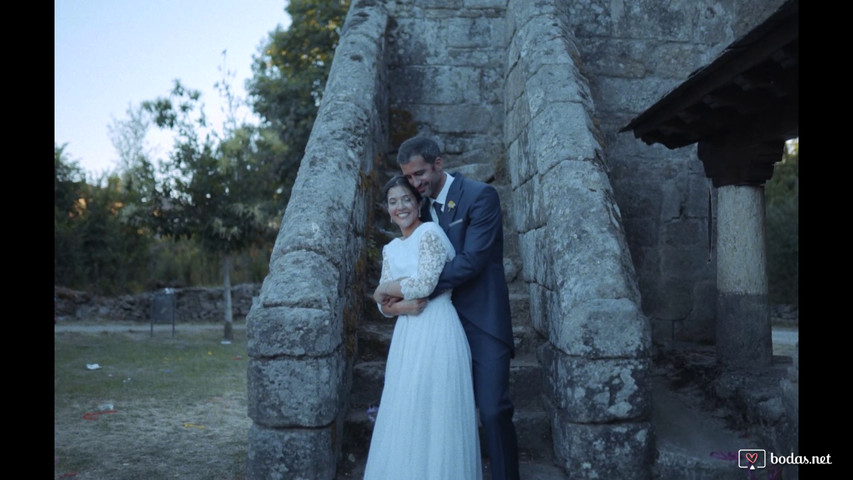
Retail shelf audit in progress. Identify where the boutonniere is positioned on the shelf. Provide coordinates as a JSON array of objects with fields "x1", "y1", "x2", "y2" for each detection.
[{"x1": 447, "y1": 200, "x2": 456, "y2": 211}]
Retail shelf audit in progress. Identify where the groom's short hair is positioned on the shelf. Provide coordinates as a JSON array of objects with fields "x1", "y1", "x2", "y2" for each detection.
[{"x1": 397, "y1": 136, "x2": 441, "y2": 166}]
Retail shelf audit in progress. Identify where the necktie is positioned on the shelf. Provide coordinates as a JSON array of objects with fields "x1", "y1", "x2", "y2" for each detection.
[{"x1": 432, "y1": 201, "x2": 442, "y2": 223}]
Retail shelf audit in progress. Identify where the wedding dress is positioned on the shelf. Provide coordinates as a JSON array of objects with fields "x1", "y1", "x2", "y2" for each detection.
[{"x1": 363, "y1": 221, "x2": 482, "y2": 480}]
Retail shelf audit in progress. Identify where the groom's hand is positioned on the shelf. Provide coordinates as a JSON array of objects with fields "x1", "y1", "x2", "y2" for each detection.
[
  {"x1": 375, "y1": 290, "x2": 393, "y2": 305},
  {"x1": 390, "y1": 298, "x2": 427, "y2": 316},
  {"x1": 380, "y1": 295, "x2": 401, "y2": 306}
]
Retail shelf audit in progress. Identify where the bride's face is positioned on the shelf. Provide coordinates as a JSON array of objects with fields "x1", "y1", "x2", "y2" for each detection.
[{"x1": 387, "y1": 185, "x2": 419, "y2": 234}]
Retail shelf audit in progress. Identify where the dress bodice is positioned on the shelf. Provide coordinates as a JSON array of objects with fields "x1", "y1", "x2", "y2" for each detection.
[{"x1": 381, "y1": 222, "x2": 455, "y2": 300}]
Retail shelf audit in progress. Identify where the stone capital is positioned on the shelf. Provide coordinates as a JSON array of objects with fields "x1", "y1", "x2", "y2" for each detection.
[{"x1": 697, "y1": 139, "x2": 784, "y2": 187}]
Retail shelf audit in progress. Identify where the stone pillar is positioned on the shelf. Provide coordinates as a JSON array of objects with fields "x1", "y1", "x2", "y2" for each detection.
[
  {"x1": 715, "y1": 185, "x2": 772, "y2": 368},
  {"x1": 245, "y1": 3, "x2": 388, "y2": 478},
  {"x1": 698, "y1": 140, "x2": 783, "y2": 369}
]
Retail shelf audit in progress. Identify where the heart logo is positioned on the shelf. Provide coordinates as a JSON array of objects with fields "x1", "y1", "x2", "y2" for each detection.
[{"x1": 745, "y1": 452, "x2": 758, "y2": 464}]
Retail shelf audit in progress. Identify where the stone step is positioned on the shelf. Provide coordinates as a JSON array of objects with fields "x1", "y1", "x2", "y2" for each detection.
[
  {"x1": 342, "y1": 357, "x2": 768, "y2": 480},
  {"x1": 350, "y1": 353, "x2": 546, "y2": 412},
  {"x1": 511, "y1": 409, "x2": 554, "y2": 461},
  {"x1": 344, "y1": 290, "x2": 562, "y2": 478},
  {"x1": 350, "y1": 360, "x2": 385, "y2": 410},
  {"x1": 356, "y1": 321, "x2": 393, "y2": 362},
  {"x1": 511, "y1": 323, "x2": 541, "y2": 361},
  {"x1": 344, "y1": 353, "x2": 552, "y2": 464},
  {"x1": 342, "y1": 409, "x2": 551, "y2": 469},
  {"x1": 651, "y1": 368, "x2": 767, "y2": 480},
  {"x1": 342, "y1": 406, "x2": 554, "y2": 457},
  {"x1": 336, "y1": 449, "x2": 569, "y2": 480},
  {"x1": 508, "y1": 352, "x2": 545, "y2": 411},
  {"x1": 339, "y1": 406, "x2": 561, "y2": 479}
]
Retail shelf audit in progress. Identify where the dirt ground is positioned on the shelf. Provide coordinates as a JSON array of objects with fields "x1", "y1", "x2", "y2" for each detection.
[
  {"x1": 54, "y1": 313, "x2": 797, "y2": 480},
  {"x1": 54, "y1": 324, "x2": 251, "y2": 480},
  {"x1": 54, "y1": 394, "x2": 250, "y2": 480}
]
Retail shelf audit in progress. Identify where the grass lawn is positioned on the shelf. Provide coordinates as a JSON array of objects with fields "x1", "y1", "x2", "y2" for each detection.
[{"x1": 54, "y1": 326, "x2": 250, "y2": 480}]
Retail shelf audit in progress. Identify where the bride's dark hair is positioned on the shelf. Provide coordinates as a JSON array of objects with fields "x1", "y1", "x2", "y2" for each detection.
[{"x1": 382, "y1": 174, "x2": 428, "y2": 222}]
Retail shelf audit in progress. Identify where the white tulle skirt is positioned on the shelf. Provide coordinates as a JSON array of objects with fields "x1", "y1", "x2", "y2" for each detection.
[{"x1": 363, "y1": 292, "x2": 482, "y2": 480}]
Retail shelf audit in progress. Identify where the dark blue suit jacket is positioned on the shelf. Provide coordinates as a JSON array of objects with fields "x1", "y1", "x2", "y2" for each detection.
[{"x1": 432, "y1": 173, "x2": 514, "y2": 356}]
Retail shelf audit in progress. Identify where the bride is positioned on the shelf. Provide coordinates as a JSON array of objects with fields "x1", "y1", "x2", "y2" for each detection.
[{"x1": 363, "y1": 175, "x2": 482, "y2": 480}]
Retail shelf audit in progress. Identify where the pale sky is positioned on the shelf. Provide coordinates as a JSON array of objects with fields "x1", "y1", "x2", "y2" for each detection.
[{"x1": 55, "y1": 0, "x2": 292, "y2": 177}]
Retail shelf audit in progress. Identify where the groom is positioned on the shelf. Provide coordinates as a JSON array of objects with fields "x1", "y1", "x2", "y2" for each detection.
[{"x1": 396, "y1": 136, "x2": 520, "y2": 480}]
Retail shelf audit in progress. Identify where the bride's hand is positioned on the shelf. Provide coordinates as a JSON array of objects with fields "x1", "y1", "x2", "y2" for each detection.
[
  {"x1": 374, "y1": 279, "x2": 405, "y2": 304},
  {"x1": 374, "y1": 287, "x2": 391, "y2": 305},
  {"x1": 397, "y1": 298, "x2": 427, "y2": 316}
]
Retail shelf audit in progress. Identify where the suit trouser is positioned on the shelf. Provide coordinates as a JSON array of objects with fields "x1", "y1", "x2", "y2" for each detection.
[{"x1": 462, "y1": 320, "x2": 520, "y2": 480}]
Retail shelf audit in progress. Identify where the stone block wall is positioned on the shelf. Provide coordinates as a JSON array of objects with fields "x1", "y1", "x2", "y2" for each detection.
[
  {"x1": 384, "y1": 0, "x2": 507, "y2": 165},
  {"x1": 244, "y1": 3, "x2": 389, "y2": 479},
  {"x1": 54, "y1": 284, "x2": 259, "y2": 324},
  {"x1": 563, "y1": 0, "x2": 788, "y2": 342},
  {"x1": 504, "y1": 1, "x2": 653, "y2": 477},
  {"x1": 241, "y1": 1, "x2": 792, "y2": 478}
]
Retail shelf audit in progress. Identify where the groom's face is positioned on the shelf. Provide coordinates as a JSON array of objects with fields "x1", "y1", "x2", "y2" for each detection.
[{"x1": 401, "y1": 155, "x2": 444, "y2": 199}]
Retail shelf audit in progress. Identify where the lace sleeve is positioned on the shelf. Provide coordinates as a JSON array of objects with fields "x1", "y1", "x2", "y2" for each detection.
[
  {"x1": 376, "y1": 245, "x2": 394, "y2": 317},
  {"x1": 400, "y1": 228, "x2": 447, "y2": 299},
  {"x1": 379, "y1": 245, "x2": 392, "y2": 285}
]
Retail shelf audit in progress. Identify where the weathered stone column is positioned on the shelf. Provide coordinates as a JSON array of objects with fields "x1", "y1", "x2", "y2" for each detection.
[
  {"x1": 245, "y1": 3, "x2": 388, "y2": 479},
  {"x1": 715, "y1": 185, "x2": 772, "y2": 368},
  {"x1": 698, "y1": 140, "x2": 782, "y2": 369},
  {"x1": 506, "y1": 1, "x2": 654, "y2": 478}
]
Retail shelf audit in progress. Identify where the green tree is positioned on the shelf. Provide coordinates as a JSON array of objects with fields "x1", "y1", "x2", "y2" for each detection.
[
  {"x1": 247, "y1": 0, "x2": 350, "y2": 203},
  {"x1": 109, "y1": 104, "x2": 159, "y2": 193},
  {"x1": 55, "y1": 143, "x2": 88, "y2": 287},
  {"x1": 765, "y1": 139, "x2": 798, "y2": 306},
  {"x1": 108, "y1": 104, "x2": 160, "y2": 236},
  {"x1": 54, "y1": 144, "x2": 152, "y2": 294},
  {"x1": 141, "y1": 80, "x2": 281, "y2": 341}
]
